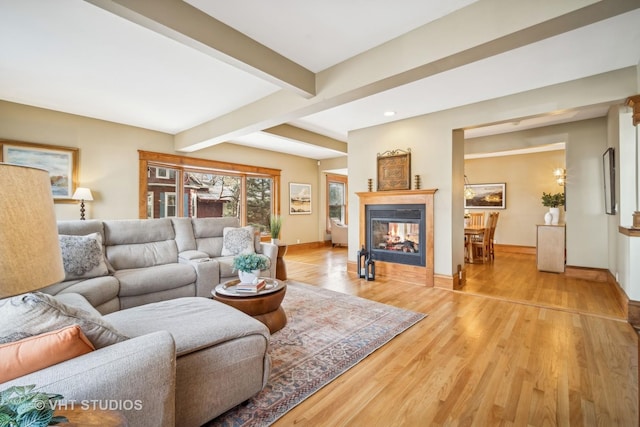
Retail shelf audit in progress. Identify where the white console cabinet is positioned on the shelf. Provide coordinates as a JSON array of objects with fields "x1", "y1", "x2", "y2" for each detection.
[{"x1": 536, "y1": 224, "x2": 565, "y2": 273}]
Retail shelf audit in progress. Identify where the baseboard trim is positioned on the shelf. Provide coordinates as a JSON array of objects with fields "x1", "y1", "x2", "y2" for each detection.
[
  {"x1": 495, "y1": 244, "x2": 535, "y2": 255},
  {"x1": 628, "y1": 300, "x2": 640, "y2": 330},
  {"x1": 286, "y1": 241, "x2": 330, "y2": 253},
  {"x1": 435, "y1": 273, "x2": 461, "y2": 290},
  {"x1": 565, "y1": 265, "x2": 609, "y2": 282}
]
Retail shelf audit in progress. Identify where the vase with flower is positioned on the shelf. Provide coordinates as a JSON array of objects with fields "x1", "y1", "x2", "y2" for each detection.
[{"x1": 541, "y1": 192, "x2": 565, "y2": 225}]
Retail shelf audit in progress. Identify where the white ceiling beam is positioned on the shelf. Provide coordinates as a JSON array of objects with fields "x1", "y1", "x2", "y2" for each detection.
[
  {"x1": 174, "y1": 0, "x2": 639, "y2": 152},
  {"x1": 263, "y1": 124, "x2": 347, "y2": 154},
  {"x1": 84, "y1": 0, "x2": 315, "y2": 97}
]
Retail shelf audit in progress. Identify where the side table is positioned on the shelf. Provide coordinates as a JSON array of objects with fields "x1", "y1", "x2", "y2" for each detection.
[
  {"x1": 213, "y1": 279, "x2": 287, "y2": 333},
  {"x1": 276, "y1": 244, "x2": 288, "y2": 280}
]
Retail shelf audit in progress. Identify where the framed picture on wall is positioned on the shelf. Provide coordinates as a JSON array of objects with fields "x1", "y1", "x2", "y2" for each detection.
[
  {"x1": 1, "y1": 140, "x2": 78, "y2": 201},
  {"x1": 290, "y1": 182, "x2": 311, "y2": 214},
  {"x1": 377, "y1": 148, "x2": 411, "y2": 191},
  {"x1": 464, "y1": 183, "x2": 506, "y2": 209}
]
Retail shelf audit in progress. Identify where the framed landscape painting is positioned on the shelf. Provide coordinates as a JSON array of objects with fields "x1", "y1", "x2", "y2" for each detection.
[
  {"x1": 289, "y1": 183, "x2": 311, "y2": 214},
  {"x1": 1, "y1": 140, "x2": 78, "y2": 201},
  {"x1": 464, "y1": 183, "x2": 506, "y2": 209}
]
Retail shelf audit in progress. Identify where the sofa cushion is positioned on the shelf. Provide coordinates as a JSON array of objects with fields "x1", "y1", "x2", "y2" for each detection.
[
  {"x1": 192, "y1": 217, "x2": 240, "y2": 239},
  {"x1": 116, "y1": 263, "x2": 197, "y2": 297},
  {"x1": 53, "y1": 292, "x2": 103, "y2": 316},
  {"x1": 104, "y1": 219, "x2": 178, "y2": 269},
  {"x1": 107, "y1": 240, "x2": 178, "y2": 270},
  {"x1": 172, "y1": 217, "x2": 197, "y2": 252},
  {"x1": 44, "y1": 275, "x2": 120, "y2": 311},
  {"x1": 105, "y1": 297, "x2": 269, "y2": 357},
  {"x1": 57, "y1": 219, "x2": 104, "y2": 238},
  {"x1": 217, "y1": 256, "x2": 236, "y2": 278},
  {"x1": 0, "y1": 325, "x2": 94, "y2": 383},
  {"x1": 59, "y1": 233, "x2": 110, "y2": 280},
  {"x1": 0, "y1": 292, "x2": 128, "y2": 349},
  {"x1": 221, "y1": 226, "x2": 256, "y2": 256}
]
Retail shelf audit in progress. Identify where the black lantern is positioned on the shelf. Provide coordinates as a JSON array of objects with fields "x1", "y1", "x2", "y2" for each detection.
[
  {"x1": 365, "y1": 254, "x2": 375, "y2": 281},
  {"x1": 356, "y1": 245, "x2": 368, "y2": 278}
]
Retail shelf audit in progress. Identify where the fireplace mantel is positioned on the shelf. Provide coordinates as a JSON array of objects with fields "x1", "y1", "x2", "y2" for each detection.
[{"x1": 356, "y1": 189, "x2": 436, "y2": 286}]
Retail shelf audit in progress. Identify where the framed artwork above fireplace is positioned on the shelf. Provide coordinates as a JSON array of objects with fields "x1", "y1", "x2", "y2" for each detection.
[{"x1": 377, "y1": 148, "x2": 411, "y2": 191}]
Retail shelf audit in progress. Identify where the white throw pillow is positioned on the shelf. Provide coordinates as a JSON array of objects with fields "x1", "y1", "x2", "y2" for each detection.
[
  {"x1": 221, "y1": 226, "x2": 256, "y2": 256},
  {"x1": 59, "y1": 233, "x2": 109, "y2": 280},
  {"x1": 0, "y1": 292, "x2": 128, "y2": 349}
]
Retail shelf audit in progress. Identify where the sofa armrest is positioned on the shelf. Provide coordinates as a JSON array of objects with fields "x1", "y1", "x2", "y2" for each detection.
[
  {"x1": 259, "y1": 242, "x2": 278, "y2": 279},
  {"x1": 180, "y1": 257, "x2": 220, "y2": 297},
  {"x1": 178, "y1": 250, "x2": 209, "y2": 262},
  {"x1": 1, "y1": 331, "x2": 176, "y2": 427}
]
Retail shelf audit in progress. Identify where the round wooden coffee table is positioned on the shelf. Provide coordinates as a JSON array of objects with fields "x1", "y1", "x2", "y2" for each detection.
[{"x1": 213, "y1": 278, "x2": 287, "y2": 334}]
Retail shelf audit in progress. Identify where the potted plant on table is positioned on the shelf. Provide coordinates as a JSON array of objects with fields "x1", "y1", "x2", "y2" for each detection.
[
  {"x1": 541, "y1": 192, "x2": 565, "y2": 225},
  {"x1": 269, "y1": 215, "x2": 282, "y2": 245},
  {"x1": 232, "y1": 253, "x2": 270, "y2": 283}
]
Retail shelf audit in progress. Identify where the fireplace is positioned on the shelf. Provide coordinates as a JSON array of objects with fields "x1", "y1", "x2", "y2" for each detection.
[
  {"x1": 356, "y1": 189, "x2": 435, "y2": 287},
  {"x1": 366, "y1": 204, "x2": 425, "y2": 267}
]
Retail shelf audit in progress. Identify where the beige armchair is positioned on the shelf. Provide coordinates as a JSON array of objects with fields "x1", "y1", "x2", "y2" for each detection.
[{"x1": 330, "y1": 218, "x2": 348, "y2": 247}]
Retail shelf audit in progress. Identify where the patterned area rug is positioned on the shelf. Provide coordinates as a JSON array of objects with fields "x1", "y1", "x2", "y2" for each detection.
[{"x1": 207, "y1": 281, "x2": 426, "y2": 427}]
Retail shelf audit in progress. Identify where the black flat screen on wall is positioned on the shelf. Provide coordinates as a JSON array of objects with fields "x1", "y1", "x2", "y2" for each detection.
[{"x1": 603, "y1": 147, "x2": 615, "y2": 215}]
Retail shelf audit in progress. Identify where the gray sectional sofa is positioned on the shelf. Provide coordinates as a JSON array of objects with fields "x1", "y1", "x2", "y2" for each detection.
[
  {"x1": 45, "y1": 217, "x2": 278, "y2": 313},
  {"x1": 0, "y1": 217, "x2": 278, "y2": 426}
]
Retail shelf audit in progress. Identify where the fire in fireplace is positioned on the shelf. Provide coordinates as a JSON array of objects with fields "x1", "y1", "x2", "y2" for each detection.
[{"x1": 365, "y1": 204, "x2": 426, "y2": 267}]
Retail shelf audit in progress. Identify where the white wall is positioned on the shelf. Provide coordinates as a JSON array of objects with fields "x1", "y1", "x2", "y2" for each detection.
[
  {"x1": 464, "y1": 149, "x2": 566, "y2": 247},
  {"x1": 468, "y1": 118, "x2": 608, "y2": 266},
  {"x1": 0, "y1": 100, "x2": 324, "y2": 246},
  {"x1": 349, "y1": 67, "x2": 638, "y2": 278}
]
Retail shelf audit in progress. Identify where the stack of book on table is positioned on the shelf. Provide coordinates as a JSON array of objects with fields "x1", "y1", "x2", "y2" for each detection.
[{"x1": 236, "y1": 279, "x2": 266, "y2": 293}]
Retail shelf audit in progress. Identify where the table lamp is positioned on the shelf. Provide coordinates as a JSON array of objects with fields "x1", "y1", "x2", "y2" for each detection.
[
  {"x1": 72, "y1": 187, "x2": 93, "y2": 220},
  {"x1": 0, "y1": 163, "x2": 65, "y2": 298}
]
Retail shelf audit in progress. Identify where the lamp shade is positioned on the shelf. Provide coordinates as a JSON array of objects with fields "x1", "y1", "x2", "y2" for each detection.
[
  {"x1": 0, "y1": 163, "x2": 65, "y2": 298},
  {"x1": 72, "y1": 187, "x2": 93, "y2": 201}
]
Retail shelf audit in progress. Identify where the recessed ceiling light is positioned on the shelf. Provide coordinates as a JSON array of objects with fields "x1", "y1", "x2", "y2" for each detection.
[{"x1": 384, "y1": 111, "x2": 396, "y2": 117}]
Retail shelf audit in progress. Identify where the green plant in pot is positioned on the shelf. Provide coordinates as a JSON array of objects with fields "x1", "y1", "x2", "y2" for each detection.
[
  {"x1": 541, "y1": 192, "x2": 565, "y2": 225},
  {"x1": 541, "y1": 192, "x2": 565, "y2": 208},
  {"x1": 232, "y1": 253, "x2": 270, "y2": 283},
  {"x1": 269, "y1": 215, "x2": 282, "y2": 244},
  {"x1": 0, "y1": 385, "x2": 68, "y2": 426}
]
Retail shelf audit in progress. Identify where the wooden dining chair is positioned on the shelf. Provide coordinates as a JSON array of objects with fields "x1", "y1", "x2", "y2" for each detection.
[
  {"x1": 488, "y1": 211, "x2": 500, "y2": 260},
  {"x1": 469, "y1": 212, "x2": 484, "y2": 227},
  {"x1": 467, "y1": 212, "x2": 485, "y2": 244},
  {"x1": 471, "y1": 212, "x2": 497, "y2": 263}
]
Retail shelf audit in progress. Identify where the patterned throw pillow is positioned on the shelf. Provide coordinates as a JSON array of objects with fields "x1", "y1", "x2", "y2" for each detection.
[
  {"x1": 221, "y1": 226, "x2": 256, "y2": 256},
  {"x1": 59, "y1": 233, "x2": 109, "y2": 280},
  {"x1": 0, "y1": 292, "x2": 128, "y2": 349}
]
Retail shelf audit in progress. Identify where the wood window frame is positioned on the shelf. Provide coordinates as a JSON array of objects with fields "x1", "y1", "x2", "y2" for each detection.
[
  {"x1": 326, "y1": 173, "x2": 348, "y2": 233},
  {"x1": 139, "y1": 150, "x2": 281, "y2": 223}
]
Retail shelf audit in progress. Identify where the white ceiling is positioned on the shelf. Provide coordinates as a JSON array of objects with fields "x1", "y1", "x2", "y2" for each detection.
[{"x1": 1, "y1": 1, "x2": 639, "y2": 160}]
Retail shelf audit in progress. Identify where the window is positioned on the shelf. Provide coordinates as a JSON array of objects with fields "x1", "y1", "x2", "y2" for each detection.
[
  {"x1": 156, "y1": 167, "x2": 172, "y2": 179},
  {"x1": 147, "y1": 165, "x2": 179, "y2": 218},
  {"x1": 163, "y1": 192, "x2": 176, "y2": 217},
  {"x1": 146, "y1": 192, "x2": 154, "y2": 219},
  {"x1": 184, "y1": 171, "x2": 241, "y2": 219},
  {"x1": 327, "y1": 174, "x2": 347, "y2": 231},
  {"x1": 247, "y1": 177, "x2": 273, "y2": 234},
  {"x1": 139, "y1": 151, "x2": 281, "y2": 229}
]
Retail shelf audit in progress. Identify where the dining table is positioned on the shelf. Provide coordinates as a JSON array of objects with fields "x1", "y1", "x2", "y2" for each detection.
[{"x1": 464, "y1": 225, "x2": 486, "y2": 263}]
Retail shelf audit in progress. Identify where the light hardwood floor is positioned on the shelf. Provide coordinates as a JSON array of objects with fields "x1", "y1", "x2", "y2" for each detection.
[{"x1": 274, "y1": 246, "x2": 638, "y2": 426}]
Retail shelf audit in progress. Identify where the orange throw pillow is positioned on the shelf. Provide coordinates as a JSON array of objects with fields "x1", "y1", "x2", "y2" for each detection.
[{"x1": 0, "y1": 325, "x2": 95, "y2": 383}]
